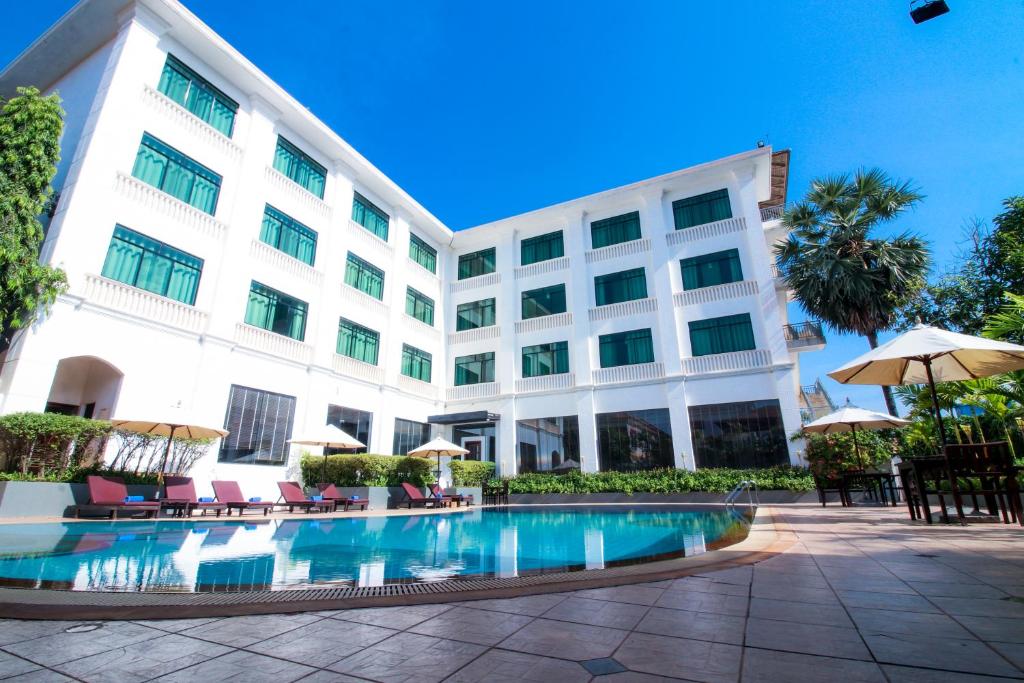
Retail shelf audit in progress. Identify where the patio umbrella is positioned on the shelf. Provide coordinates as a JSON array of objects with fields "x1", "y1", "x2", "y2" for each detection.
[
  {"x1": 551, "y1": 458, "x2": 581, "y2": 472},
  {"x1": 828, "y1": 323, "x2": 1024, "y2": 447},
  {"x1": 407, "y1": 437, "x2": 469, "y2": 486},
  {"x1": 111, "y1": 420, "x2": 228, "y2": 482},
  {"x1": 802, "y1": 403, "x2": 910, "y2": 470},
  {"x1": 288, "y1": 425, "x2": 365, "y2": 483}
]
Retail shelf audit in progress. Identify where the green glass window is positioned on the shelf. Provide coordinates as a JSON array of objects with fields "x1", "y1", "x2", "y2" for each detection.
[
  {"x1": 260, "y1": 204, "x2": 317, "y2": 266},
  {"x1": 456, "y1": 298, "x2": 496, "y2": 331},
  {"x1": 273, "y1": 136, "x2": 327, "y2": 199},
  {"x1": 158, "y1": 54, "x2": 238, "y2": 137},
  {"x1": 590, "y1": 211, "x2": 641, "y2": 249},
  {"x1": 594, "y1": 268, "x2": 647, "y2": 306},
  {"x1": 337, "y1": 318, "x2": 380, "y2": 365},
  {"x1": 521, "y1": 284, "x2": 567, "y2": 319},
  {"x1": 689, "y1": 313, "x2": 756, "y2": 356},
  {"x1": 401, "y1": 344, "x2": 432, "y2": 382},
  {"x1": 344, "y1": 253, "x2": 384, "y2": 300},
  {"x1": 132, "y1": 133, "x2": 221, "y2": 214},
  {"x1": 458, "y1": 247, "x2": 496, "y2": 280},
  {"x1": 673, "y1": 189, "x2": 732, "y2": 230},
  {"x1": 599, "y1": 329, "x2": 655, "y2": 368},
  {"x1": 244, "y1": 281, "x2": 307, "y2": 341},
  {"x1": 101, "y1": 225, "x2": 203, "y2": 304},
  {"x1": 351, "y1": 191, "x2": 389, "y2": 241},
  {"x1": 409, "y1": 233, "x2": 437, "y2": 273},
  {"x1": 680, "y1": 249, "x2": 742, "y2": 290},
  {"x1": 406, "y1": 287, "x2": 435, "y2": 326},
  {"x1": 520, "y1": 230, "x2": 564, "y2": 266},
  {"x1": 454, "y1": 352, "x2": 495, "y2": 386},
  {"x1": 522, "y1": 341, "x2": 569, "y2": 378}
]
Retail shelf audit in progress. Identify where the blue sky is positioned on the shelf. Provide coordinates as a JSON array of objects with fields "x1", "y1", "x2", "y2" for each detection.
[{"x1": 2, "y1": 1, "x2": 1022, "y2": 413}]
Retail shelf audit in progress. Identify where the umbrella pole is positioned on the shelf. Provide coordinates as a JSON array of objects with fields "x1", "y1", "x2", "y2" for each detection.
[
  {"x1": 322, "y1": 449, "x2": 328, "y2": 485},
  {"x1": 158, "y1": 427, "x2": 176, "y2": 484},
  {"x1": 922, "y1": 359, "x2": 947, "y2": 447},
  {"x1": 852, "y1": 426, "x2": 866, "y2": 470}
]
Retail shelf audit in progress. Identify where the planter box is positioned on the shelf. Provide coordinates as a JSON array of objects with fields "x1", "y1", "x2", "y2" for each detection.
[{"x1": 0, "y1": 481, "x2": 159, "y2": 518}]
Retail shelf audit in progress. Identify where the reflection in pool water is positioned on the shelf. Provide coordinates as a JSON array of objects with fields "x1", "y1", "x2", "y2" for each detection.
[{"x1": 0, "y1": 506, "x2": 750, "y2": 592}]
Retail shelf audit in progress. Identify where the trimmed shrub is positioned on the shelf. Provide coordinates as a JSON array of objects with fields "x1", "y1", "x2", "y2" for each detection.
[
  {"x1": 500, "y1": 466, "x2": 815, "y2": 494},
  {"x1": 300, "y1": 454, "x2": 434, "y2": 487},
  {"x1": 448, "y1": 460, "x2": 495, "y2": 486},
  {"x1": 0, "y1": 412, "x2": 112, "y2": 475},
  {"x1": 0, "y1": 467, "x2": 161, "y2": 485}
]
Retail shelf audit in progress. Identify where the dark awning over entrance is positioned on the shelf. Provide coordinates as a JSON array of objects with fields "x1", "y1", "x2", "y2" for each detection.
[{"x1": 427, "y1": 411, "x2": 501, "y2": 425}]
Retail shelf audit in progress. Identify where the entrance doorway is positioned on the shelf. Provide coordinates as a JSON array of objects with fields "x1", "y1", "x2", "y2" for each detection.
[{"x1": 45, "y1": 356, "x2": 123, "y2": 419}]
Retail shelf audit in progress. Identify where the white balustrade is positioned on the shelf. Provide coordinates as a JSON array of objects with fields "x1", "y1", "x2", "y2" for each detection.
[
  {"x1": 249, "y1": 239, "x2": 323, "y2": 286},
  {"x1": 760, "y1": 205, "x2": 785, "y2": 222},
  {"x1": 585, "y1": 238, "x2": 651, "y2": 264},
  {"x1": 347, "y1": 219, "x2": 395, "y2": 260},
  {"x1": 682, "y1": 349, "x2": 772, "y2": 375},
  {"x1": 588, "y1": 297, "x2": 658, "y2": 322},
  {"x1": 141, "y1": 85, "x2": 242, "y2": 159},
  {"x1": 332, "y1": 353, "x2": 385, "y2": 384},
  {"x1": 515, "y1": 256, "x2": 570, "y2": 280},
  {"x1": 264, "y1": 166, "x2": 332, "y2": 218},
  {"x1": 591, "y1": 362, "x2": 665, "y2": 385},
  {"x1": 446, "y1": 382, "x2": 500, "y2": 402},
  {"x1": 448, "y1": 325, "x2": 500, "y2": 345},
  {"x1": 665, "y1": 217, "x2": 746, "y2": 246},
  {"x1": 514, "y1": 312, "x2": 573, "y2": 334},
  {"x1": 403, "y1": 315, "x2": 442, "y2": 342},
  {"x1": 234, "y1": 323, "x2": 313, "y2": 363},
  {"x1": 114, "y1": 173, "x2": 227, "y2": 239},
  {"x1": 397, "y1": 374, "x2": 440, "y2": 400},
  {"x1": 340, "y1": 285, "x2": 390, "y2": 317},
  {"x1": 673, "y1": 280, "x2": 759, "y2": 307},
  {"x1": 449, "y1": 272, "x2": 501, "y2": 293},
  {"x1": 514, "y1": 373, "x2": 575, "y2": 394},
  {"x1": 83, "y1": 274, "x2": 209, "y2": 333}
]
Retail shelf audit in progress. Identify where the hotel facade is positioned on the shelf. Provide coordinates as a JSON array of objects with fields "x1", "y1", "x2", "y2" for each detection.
[{"x1": 0, "y1": 0, "x2": 825, "y2": 497}]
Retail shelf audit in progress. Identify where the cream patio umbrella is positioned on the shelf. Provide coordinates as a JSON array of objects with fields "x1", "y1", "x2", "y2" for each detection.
[
  {"x1": 407, "y1": 437, "x2": 469, "y2": 487},
  {"x1": 802, "y1": 403, "x2": 910, "y2": 469},
  {"x1": 110, "y1": 420, "x2": 228, "y2": 482},
  {"x1": 288, "y1": 425, "x2": 365, "y2": 483}
]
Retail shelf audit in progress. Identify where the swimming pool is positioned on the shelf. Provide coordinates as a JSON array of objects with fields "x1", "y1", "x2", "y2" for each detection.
[{"x1": 0, "y1": 506, "x2": 751, "y2": 592}]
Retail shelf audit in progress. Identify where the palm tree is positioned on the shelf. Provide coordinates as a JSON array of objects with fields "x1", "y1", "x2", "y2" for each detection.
[{"x1": 775, "y1": 168, "x2": 930, "y2": 416}]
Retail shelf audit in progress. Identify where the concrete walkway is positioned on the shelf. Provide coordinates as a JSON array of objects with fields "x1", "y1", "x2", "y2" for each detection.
[{"x1": 0, "y1": 504, "x2": 1022, "y2": 682}]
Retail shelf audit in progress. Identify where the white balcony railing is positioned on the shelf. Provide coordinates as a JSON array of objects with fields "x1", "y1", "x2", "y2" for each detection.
[
  {"x1": 665, "y1": 216, "x2": 746, "y2": 246},
  {"x1": 249, "y1": 239, "x2": 323, "y2": 286},
  {"x1": 340, "y1": 285, "x2": 390, "y2": 317},
  {"x1": 332, "y1": 353, "x2": 384, "y2": 384},
  {"x1": 515, "y1": 256, "x2": 570, "y2": 280},
  {"x1": 588, "y1": 297, "x2": 658, "y2": 322},
  {"x1": 760, "y1": 205, "x2": 785, "y2": 223},
  {"x1": 592, "y1": 362, "x2": 665, "y2": 385},
  {"x1": 398, "y1": 374, "x2": 440, "y2": 400},
  {"x1": 114, "y1": 173, "x2": 227, "y2": 240},
  {"x1": 264, "y1": 166, "x2": 332, "y2": 218},
  {"x1": 449, "y1": 272, "x2": 501, "y2": 293},
  {"x1": 83, "y1": 275, "x2": 209, "y2": 333},
  {"x1": 347, "y1": 219, "x2": 395, "y2": 260},
  {"x1": 682, "y1": 349, "x2": 772, "y2": 375},
  {"x1": 515, "y1": 373, "x2": 575, "y2": 394},
  {"x1": 585, "y1": 238, "x2": 651, "y2": 264},
  {"x1": 673, "y1": 280, "x2": 759, "y2": 307},
  {"x1": 141, "y1": 85, "x2": 242, "y2": 159},
  {"x1": 448, "y1": 325, "x2": 500, "y2": 346},
  {"x1": 447, "y1": 382, "x2": 500, "y2": 402},
  {"x1": 403, "y1": 315, "x2": 442, "y2": 342},
  {"x1": 234, "y1": 323, "x2": 313, "y2": 363},
  {"x1": 515, "y1": 312, "x2": 573, "y2": 334}
]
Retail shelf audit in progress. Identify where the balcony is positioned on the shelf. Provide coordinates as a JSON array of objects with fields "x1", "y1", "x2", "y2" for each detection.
[
  {"x1": 784, "y1": 321, "x2": 827, "y2": 352},
  {"x1": 347, "y1": 219, "x2": 394, "y2": 260},
  {"x1": 250, "y1": 239, "x2": 323, "y2": 286},
  {"x1": 264, "y1": 166, "x2": 332, "y2": 219},
  {"x1": 83, "y1": 274, "x2": 209, "y2": 334},
  {"x1": 332, "y1": 354, "x2": 384, "y2": 384},
  {"x1": 398, "y1": 375, "x2": 440, "y2": 400},
  {"x1": 447, "y1": 382, "x2": 500, "y2": 402},
  {"x1": 665, "y1": 217, "x2": 746, "y2": 247},
  {"x1": 449, "y1": 272, "x2": 501, "y2": 294},
  {"x1": 515, "y1": 312, "x2": 572, "y2": 334},
  {"x1": 515, "y1": 373, "x2": 576, "y2": 394},
  {"x1": 760, "y1": 204, "x2": 785, "y2": 223},
  {"x1": 341, "y1": 285, "x2": 389, "y2": 317},
  {"x1": 234, "y1": 323, "x2": 313, "y2": 364},
  {"x1": 588, "y1": 297, "x2": 657, "y2": 322},
  {"x1": 673, "y1": 280, "x2": 758, "y2": 307},
  {"x1": 515, "y1": 256, "x2": 570, "y2": 280},
  {"x1": 585, "y1": 238, "x2": 650, "y2": 264},
  {"x1": 115, "y1": 173, "x2": 227, "y2": 240},
  {"x1": 141, "y1": 85, "x2": 241, "y2": 159},
  {"x1": 592, "y1": 362, "x2": 664, "y2": 386},
  {"x1": 448, "y1": 325, "x2": 500, "y2": 346},
  {"x1": 682, "y1": 349, "x2": 772, "y2": 376}
]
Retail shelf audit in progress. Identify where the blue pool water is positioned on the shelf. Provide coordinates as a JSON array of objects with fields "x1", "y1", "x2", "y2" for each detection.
[{"x1": 0, "y1": 506, "x2": 750, "y2": 592}]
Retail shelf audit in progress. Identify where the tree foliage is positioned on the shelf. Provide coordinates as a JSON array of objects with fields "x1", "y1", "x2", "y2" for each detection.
[{"x1": 0, "y1": 86, "x2": 67, "y2": 354}]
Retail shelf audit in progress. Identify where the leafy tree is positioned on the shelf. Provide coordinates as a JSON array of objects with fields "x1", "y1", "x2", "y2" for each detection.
[
  {"x1": 985, "y1": 197, "x2": 1024, "y2": 295},
  {"x1": 775, "y1": 168, "x2": 930, "y2": 416},
  {"x1": 0, "y1": 87, "x2": 67, "y2": 354}
]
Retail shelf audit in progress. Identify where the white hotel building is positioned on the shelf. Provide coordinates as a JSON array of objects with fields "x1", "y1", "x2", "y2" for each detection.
[{"x1": 0, "y1": 0, "x2": 825, "y2": 496}]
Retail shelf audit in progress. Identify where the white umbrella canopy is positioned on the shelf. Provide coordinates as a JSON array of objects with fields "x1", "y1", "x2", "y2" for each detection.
[
  {"x1": 111, "y1": 420, "x2": 229, "y2": 480},
  {"x1": 407, "y1": 437, "x2": 469, "y2": 486},
  {"x1": 803, "y1": 405, "x2": 910, "y2": 469},
  {"x1": 289, "y1": 425, "x2": 365, "y2": 483}
]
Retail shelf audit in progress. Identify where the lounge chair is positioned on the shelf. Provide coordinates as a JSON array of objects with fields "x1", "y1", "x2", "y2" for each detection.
[
  {"x1": 429, "y1": 484, "x2": 472, "y2": 507},
  {"x1": 400, "y1": 482, "x2": 444, "y2": 509},
  {"x1": 77, "y1": 475, "x2": 161, "y2": 519},
  {"x1": 211, "y1": 480, "x2": 276, "y2": 516},
  {"x1": 316, "y1": 483, "x2": 370, "y2": 511},
  {"x1": 277, "y1": 482, "x2": 336, "y2": 513},
  {"x1": 163, "y1": 476, "x2": 227, "y2": 517}
]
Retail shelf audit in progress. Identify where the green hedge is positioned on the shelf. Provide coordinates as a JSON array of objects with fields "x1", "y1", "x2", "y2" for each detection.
[
  {"x1": 449, "y1": 460, "x2": 495, "y2": 486},
  {"x1": 0, "y1": 467, "x2": 161, "y2": 485},
  {"x1": 300, "y1": 454, "x2": 434, "y2": 487},
  {"x1": 499, "y1": 466, "x2": 815, "y2": 494},
  {"x1": 0, "y1": 412, "x2": 112, "y2": 475}
]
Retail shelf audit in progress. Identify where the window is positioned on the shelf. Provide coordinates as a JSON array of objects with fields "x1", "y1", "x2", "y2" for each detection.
[
  {"x1": 597, "y1": 409, "x2": 674, "y2": 472},
  {"x1": 351, "y1": 191, "x2": 389, "y2": 241},
  {"x1": 393, "y1": 418, "x2": 431, "y2": 456},
  {"x1": 522, "y1": 341, "x2": 569, "y2": 378},
  {"x1": 680, "y1": 249, "x2": 742, "y2": 290},
  {"x1": 244, "y1": 281, "x2": 307, "y2": 341},
  {"x1": 521, "y1": 284, "x2": 567, "y2": 320},
  {"x1": 673, "y1": 189, "x2": 731, "y2": 230},
  {"x1": 219, "y1": 385, "x2": 295, "y2": 465},
  {"x1": 517, "y1": 416, "x2": 580, "y2": 473},
  {"x1": 337, "y1": 318, "x2": 380, "y2": 365},
  {"x1": 273, "y1": 136, "x2": 327, "y2": 199},
  {"x1": 452, "y1": 423, "x2": 495, "y2": 462},
  {"x1": 456, "y1": 298, "x2": 496, "y2": 331},
  {"x1": 132, "y1": 133, "x2": 221, "y2": 214},
  {"x1": 595, "y1": 268, "x2": 647, "y2": 306},
  {"x1": 454, "y1": 352, "x2": 495, "y2": 385},
  {"x1": 158, "y1": 54, "x2": 238, "y2": 137},
  {"x1": 521, "y1": 231, "x2": 564, "y2": 266},
  {"x1": 101, "y1": 225, "x2": 202, "y2": 304},
  {"x1": 409, "y1": 233, "x2": 437, "y2": 273},
  {"x1": 689, "y1": 400, "x2": 789, "y2": 468},
  {"x1": 590, "y1": 211, "x2": 641, "y2": 249},
  {"x1": 344, "y1": 253, "x2": 385, "y2": 300},
  {"x1": 458, "y1": 247, "x2": 496, "y2": 280},
  {"x1": 688, "y1": 313, "x2": 755, "y2": 356},
  {"x1": 405, "y1": 287, "x2": 435, "y2": 326},
  {"x1": 401, "y1": 344, "x2": 432, "y2": 382},
  {"x1": 326, "y1": 405, "x2": 371, "y2": 454},
  {"x1": 599, "y1": 328, "x2": 655, "y2": 368},
  {"x1": 260, "y1": 205, "x2": 317, "y2": 266}
]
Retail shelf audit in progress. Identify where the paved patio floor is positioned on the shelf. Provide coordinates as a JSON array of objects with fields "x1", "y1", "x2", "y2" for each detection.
[{"x1": 0, "y1": 504, "x2": 1022, "y2": 682}]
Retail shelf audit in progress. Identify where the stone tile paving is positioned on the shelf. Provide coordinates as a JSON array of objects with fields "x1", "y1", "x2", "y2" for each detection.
[{"x1": 0, "y1": 504, "x2": 1023, "y2": 681}]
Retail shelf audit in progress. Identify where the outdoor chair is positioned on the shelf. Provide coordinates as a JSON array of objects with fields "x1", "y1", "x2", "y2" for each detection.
[
  {"x1": 814, "y1": 475, "x2": 846, "y2": 507},
  {"x1": 315, "y1": 483, "x2": 369, "y2": 511},
  {"x1": 277, "y1": 481, "x2": 336, "y2": 513},
  {"x1": 400, "y1": 482, "x2": 444, "y2": 508},
  {"x1": 429, "y1": 484, "x2": 472, "y2": 507},
  {"x1": 211, "y1": 480, "x2": 276, "y2": 516},
  {"x1": 77, "y1": 475, "x2": 161, "y2": 519},
  {"x1": 944, "y1": 442, "x2": 1022, "y2": 525},
  {"x1": 163, "y1": 476, "x2": 227, "y2": 517}
]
